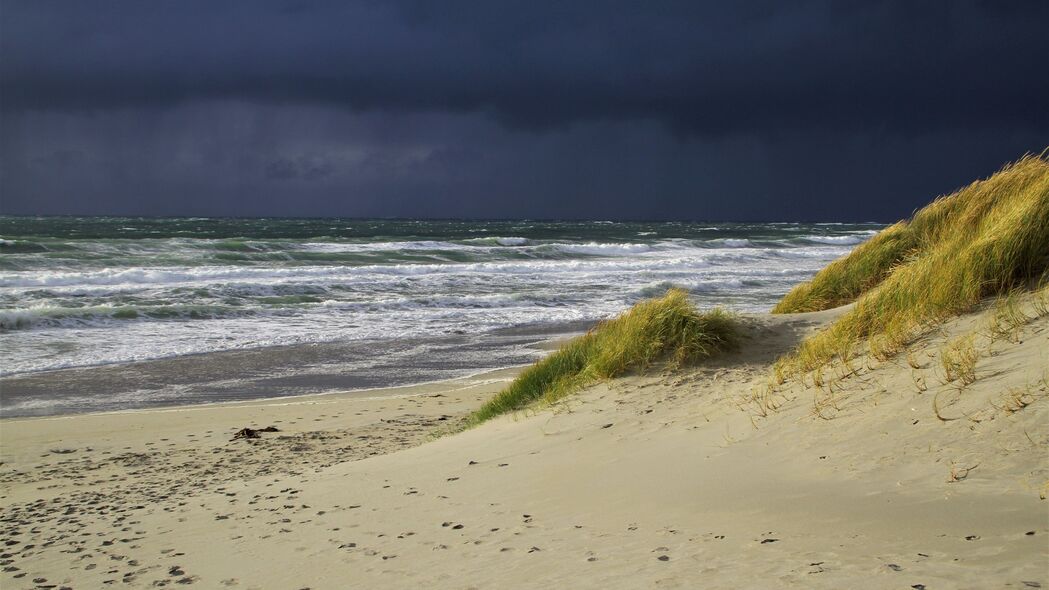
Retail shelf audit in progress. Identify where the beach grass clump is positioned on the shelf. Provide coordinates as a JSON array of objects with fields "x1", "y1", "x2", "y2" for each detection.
[
  {"x1": 939, "y1": 335, "x2": 979, "y2": 386},
  {"x1": 772, "y1": 221, "x2": 918, "y2": 313},
  {"x1": 773, "y1": 153, "x2": 1049, "y2": 315},
  {"x1": 465, "y1": 289, "x2": 737, "y2": 427},
  {"x1": 773, "y1": 153, "x2": 1049, "y2": 381}
]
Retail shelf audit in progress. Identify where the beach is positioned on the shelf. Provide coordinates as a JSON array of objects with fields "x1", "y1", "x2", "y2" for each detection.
[
  {"x1": 2, "y1": 304, "x2": 1045, "y2": 589},
  {"x1": 4, "y1": 2, "x2": 1047, "y2": 587}
]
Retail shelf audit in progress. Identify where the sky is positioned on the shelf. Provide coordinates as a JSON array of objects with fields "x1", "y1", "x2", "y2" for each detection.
[{"x1": 1, "y1": 1, "x2": 1046, "y2": 221}]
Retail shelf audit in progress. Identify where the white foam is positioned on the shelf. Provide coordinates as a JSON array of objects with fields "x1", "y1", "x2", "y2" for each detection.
[
  {"x1": 2, "y1": 253, "x2": 713, "y2": 289},
  {"x1": 298, "y1": 240, "x2": 463, "y2": 253},
  {"x1": 544, "y1": 242, "x2": 654, "y2": 256},
  {"x1": 801, "y1": 233, "x2": 874, "y2": 245},
  {"x1": 712, "y1": 238, "x2": 753, "y2": 248},
  {"x1": 0, "y1": 308, "x2": 40, "y2": 330},
  {"x1": 495, "y1": 237, "x2": 531, "y2": 246},
  {"x1": 690, "y1": 278, "x2": 745, "y2": 292}
]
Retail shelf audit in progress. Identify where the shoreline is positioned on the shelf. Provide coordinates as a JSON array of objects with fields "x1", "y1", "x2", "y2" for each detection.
[
  {"x1": 0, "y1": 319, "x2": 588, "y2": 381},
  {"x1": 0, "y1": 326, "x2": 585, "y2": 419},
  {"x1": 0, "y1": 365, "x2": 525, "y2": 423}
]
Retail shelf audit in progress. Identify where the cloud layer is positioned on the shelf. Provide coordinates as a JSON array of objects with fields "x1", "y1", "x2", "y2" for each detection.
[{"x1": 2, "y1": 1, "x2": 1046, "y2": 219}]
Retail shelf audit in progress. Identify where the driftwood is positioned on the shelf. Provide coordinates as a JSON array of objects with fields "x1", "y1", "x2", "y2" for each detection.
[{"x1": 231, "y1": 426, "x2": 280, "y2": 441}]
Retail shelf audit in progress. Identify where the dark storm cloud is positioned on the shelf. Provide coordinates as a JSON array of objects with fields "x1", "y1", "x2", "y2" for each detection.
[
  {"x1": 4, "y1": 1, "x2": 1047, "y2": 135},
  {"x1": 264, "y1": 156, "x2": 336, "y2": 181},
  {"x1": 1, "y1": 1, "x2": 1047, "y2": 220}
]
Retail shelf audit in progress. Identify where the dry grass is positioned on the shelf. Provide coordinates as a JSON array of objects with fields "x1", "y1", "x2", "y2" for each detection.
[
  {"x1": 771, "y1": 153, "x2": 1049, "y2": 384},
  {"x1": 906, "y1": 351, "x2": 923, "y2": 369},
  {"x1": 1033, "y1": 284, "x2": 1049, "y2": 315},
  {"x1": 993, "y1": 375, "x2": 1049, "y2": 415},
  {"x1": 911, "y1": 369, "x2": 927, "y2": 393},
  {"x1": 947, "y1": 462, "x2": 979, "y2": 483},
  {"x1": 999, "y1": 387, "x2": 1037, "y2": 414},
  {"x1": 464, "y1": 289, "x2": 738, "y2": 427},
  {"x1": 938, "y1": 335, "x2": 979, "y2": 386},
  {"x1": 986, "y1": 291, "x2": 1035, "y2": 344}
]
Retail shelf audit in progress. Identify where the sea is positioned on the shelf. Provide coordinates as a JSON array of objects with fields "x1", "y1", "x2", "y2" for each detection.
[{"x1": 0, "y1": 217, "x2": 879, "y2": 417}]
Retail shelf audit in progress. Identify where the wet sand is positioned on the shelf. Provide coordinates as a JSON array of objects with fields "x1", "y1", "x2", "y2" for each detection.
[{"x1": 1, "y1": 323, "x2": 591, "y2": 417}]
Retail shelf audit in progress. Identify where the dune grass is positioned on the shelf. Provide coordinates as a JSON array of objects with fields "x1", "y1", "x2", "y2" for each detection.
[
  {"x1": 464, "y1": 289, "x2": 738, "y2": 427},
  {"x1": 772, "y1": 221, "x2": 918, "y2": 313},
  {"x1": 774, "y1": 153, "x2": 1049, "y2": 315},
  {"x1": 772, "y1": 153, "x2": 1049, "y2": 383}
]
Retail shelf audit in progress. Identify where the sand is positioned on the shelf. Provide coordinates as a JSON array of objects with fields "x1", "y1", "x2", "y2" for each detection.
[{"x1": 1, "y1": 305, "x2": 1046, "y2": 589}]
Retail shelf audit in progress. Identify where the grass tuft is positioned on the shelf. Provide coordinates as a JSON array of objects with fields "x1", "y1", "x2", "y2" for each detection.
[
  {"x1": 772, "y1": 152, "x2": 1049, "y2": 382},
  {"x1": 987, "y1": 291, "x2": 1033, "y2": 343},
  {"x1": 464, "y1": 289, "x2": 738, "y2": 427},
  {"x1": 938, "y1": 335, "x2": 978, "y2": 386}
]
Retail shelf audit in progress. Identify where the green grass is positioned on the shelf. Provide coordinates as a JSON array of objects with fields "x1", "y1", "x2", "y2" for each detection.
[
  {"x1": 772, "y1": 152, "x2": 1049, "y2": 382},
  {"x1": 464, "y1": 289, "x2": 738, "y2": 427}
]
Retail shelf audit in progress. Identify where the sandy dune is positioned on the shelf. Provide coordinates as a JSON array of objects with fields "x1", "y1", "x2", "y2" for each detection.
[{"x1": 1, "y1": 306, "x2": 1046, "y2": 589}]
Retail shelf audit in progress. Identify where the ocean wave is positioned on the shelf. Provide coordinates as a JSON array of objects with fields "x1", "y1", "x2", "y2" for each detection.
[
  {"x1": 636, "y1": 281, "x2": 682, "y2": 298},
  {"x1": 302, "y1": 238, "x2": 652, "y2": 256},
  {"x1": 317, "y1": 292, "x2": 570, "y2": 312},
  {"x1": 9, "y1": 248, "x2": 842, "y2": 293},
  {"x1": 708, "y1": 238, "x2": 753, "y2": 248},
  {"x1": 798, "y1": 233, "x2": 874, "y2": 245},
  {"x1": 539, "y1": 242, "x2": 655, "y2": 256},
  {"x1": 298, "y1": 240, "x2": 467, "y2": 253},
  {"x1": 768, "y1": 247, "x2": 852, "y2": 260},
  {"x1": 690, "y1": 278, "x2": 745, "y2": 292},
  {"x1": 1, "y1": 232, "x2": 873, "y2": 275},
  {"x1": 0, "y1": 308, "x2": 40, "y2": 330},
  {"x1": 0, "y1": 302, "x2": 269, "y2": 331},
  {"x1": 0, "y1": 290, "x2": 582, "y2": 333},
  {"x1": 496, "y1": 237, "x2": 532, "y2": 246},
  {"x1": 636, "y1": 278, "x2": 745, "y2": 298},
  {"x1": 0, "y1": 253, "x2": 719, "y2": 288},
  {"x1": 462, "y1": 236, "x2": 533, "y2": 246},
  {"x1": 0, "y1": 239, "x2": 50, "y2": 253}
]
